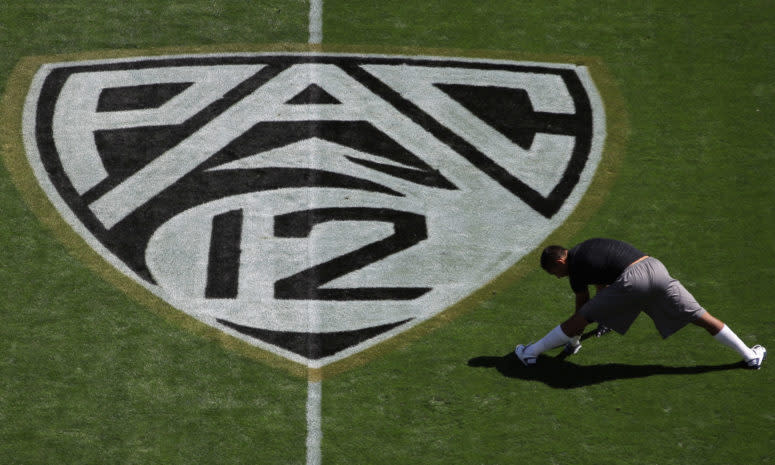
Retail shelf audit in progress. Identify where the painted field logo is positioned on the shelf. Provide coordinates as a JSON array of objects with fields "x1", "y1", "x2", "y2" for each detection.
[{"x1": 21, "y1": 53, "x2": 606, "y2": 370}]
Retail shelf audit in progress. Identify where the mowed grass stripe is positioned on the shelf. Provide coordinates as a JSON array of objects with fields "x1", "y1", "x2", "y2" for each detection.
[
  {"x1": 321, "y1": 1, "x2": 774, "y2": 464},
  {"x1": 1, "y1": 3, "x2": 312, "y2": 465},
  {"x1": 0, "y1": 1, "x2": 773, "y2": 465}
]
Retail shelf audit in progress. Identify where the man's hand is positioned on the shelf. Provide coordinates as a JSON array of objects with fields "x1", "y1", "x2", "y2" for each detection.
[
  {"x1": 593, "y1": 324, "x2": 612, "y2": 337},
  {"x1": 563, "y1": 336, "x2": 582, "y2": 355},
  {"x1": 560, "y1": 312, "x2": 590, "y2": 339}
]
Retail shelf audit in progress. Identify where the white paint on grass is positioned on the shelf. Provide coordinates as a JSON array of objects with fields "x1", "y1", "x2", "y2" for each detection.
[
  {"x1": 309, "y1": 0, "x2": 323, "y2": 44},
  {"x1": 23, "y1": 57, "x2": 607, "y2": 370},
  {"x1": 306, "y1": 380, "x2": 323, "y2": 465}
]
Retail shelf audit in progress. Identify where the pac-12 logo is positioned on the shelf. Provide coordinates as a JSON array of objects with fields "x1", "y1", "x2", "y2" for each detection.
[{"x1": 21, "y1": 53, "x2": 606, "y2": 370}]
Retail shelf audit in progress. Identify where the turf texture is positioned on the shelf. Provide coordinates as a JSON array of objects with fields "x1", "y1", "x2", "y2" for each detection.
[{"x1": 1, "y1": 1, "x2": 773, "y2": 464}]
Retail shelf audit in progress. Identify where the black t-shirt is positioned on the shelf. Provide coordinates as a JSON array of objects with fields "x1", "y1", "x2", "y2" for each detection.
[{"x1": 567, "y1": 238, "x2": 646, "y2": 293}]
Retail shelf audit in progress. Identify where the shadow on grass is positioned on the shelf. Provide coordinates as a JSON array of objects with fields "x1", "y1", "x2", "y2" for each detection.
[{"x1": 467, "y1": 352, "x2": 746, "y2": 389}]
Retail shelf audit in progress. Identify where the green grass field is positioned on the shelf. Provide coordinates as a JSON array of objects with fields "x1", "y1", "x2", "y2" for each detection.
[{"x1": 1, "y1": 1, "x2": 774, "y2": 464}]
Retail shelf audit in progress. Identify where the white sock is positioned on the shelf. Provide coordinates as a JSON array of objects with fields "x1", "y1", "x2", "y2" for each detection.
[
  {"x1": 713, "y1": 325, "x2": 756, "y2": 361},
  {"x1": 525, "y1": 325, "x2": 571, "y2": 356}
]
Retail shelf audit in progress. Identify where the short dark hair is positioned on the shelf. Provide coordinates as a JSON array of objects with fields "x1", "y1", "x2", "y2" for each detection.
[{"x1": 540, "y1": 245, "x2": 567, "y2": 271}]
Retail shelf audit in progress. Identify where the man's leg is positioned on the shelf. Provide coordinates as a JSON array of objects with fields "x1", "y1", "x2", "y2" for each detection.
[
  {"x1": 515, "y1": 313, "x2": 589, "y2": 365},
  {"x1": 692, "y1": 312, "x2": 766, "y2": 368},
  {"x1": 690, "y1": 311, "x2": 724, "y2": 335},
  {"x1": 516, "y1": 269, "x2": 646, "y2": 366}
]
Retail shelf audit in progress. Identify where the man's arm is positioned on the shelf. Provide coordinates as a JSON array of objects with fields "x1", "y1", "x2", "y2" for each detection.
[
  {"x1": 573, "y1": 286, "x2": 609, "y2": 335},
  {"x1": 575, "y1": 288, "x2": 590, "y2": 312},
  {"x1": 557, "y1": 288, "x2": 589, "y2": 354}
]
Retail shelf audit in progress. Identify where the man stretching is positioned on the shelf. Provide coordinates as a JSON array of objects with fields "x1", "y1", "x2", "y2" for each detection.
[{"x1": 515, "y1": 238, "x2": 766, "y2": 369}]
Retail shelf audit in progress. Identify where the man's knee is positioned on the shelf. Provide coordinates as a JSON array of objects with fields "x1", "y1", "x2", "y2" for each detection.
[{"x1": 691, "y1": 311, "x2": 724, "y2": 335}]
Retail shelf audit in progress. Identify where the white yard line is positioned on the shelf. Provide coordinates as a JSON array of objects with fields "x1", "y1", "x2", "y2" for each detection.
[
  {"x1": 308, "y1": 0, "x2": 323, "y2": 44},
  {"x1": 306, "y1": 380, "x2": 323, "y2": 465},
  {"x1": 306, "y1": 0, "x2": 323, "y2": 457}
]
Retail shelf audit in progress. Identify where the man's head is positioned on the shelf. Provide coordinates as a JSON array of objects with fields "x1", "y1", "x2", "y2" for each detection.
[{"x1": 540, "y1": 245, "x2": 569, "y2": 278}]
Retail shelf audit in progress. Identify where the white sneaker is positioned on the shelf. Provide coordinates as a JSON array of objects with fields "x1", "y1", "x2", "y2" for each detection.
[
  {"x1": 515, "y1": 344, "x2": 538, "y2": 366},
  {"x1": 747, "y1": 345, "x2": 767, "y2": 369}
]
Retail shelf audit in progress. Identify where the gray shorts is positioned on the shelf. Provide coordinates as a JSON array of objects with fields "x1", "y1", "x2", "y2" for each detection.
[{"x1": 579, "y1": 257, "x2": 706, "y2": 339}]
